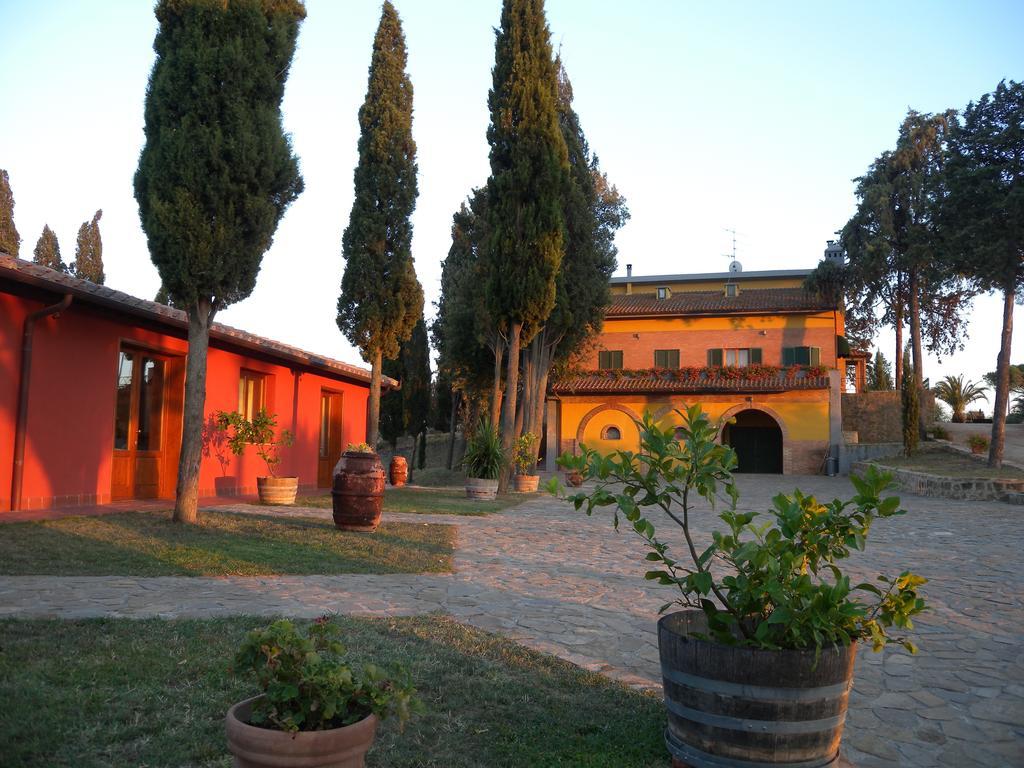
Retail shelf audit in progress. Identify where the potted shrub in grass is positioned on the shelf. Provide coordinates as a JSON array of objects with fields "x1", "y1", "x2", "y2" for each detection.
[
  {"x1": 550, "y1": 405, "x2": 927, "y2": 768},
  {"x1": 512, "y1": 432, "x2": 540, "y2": 493},
  {"x1": 332, "y1": 442, "x2": 386, "y2": 531},
  {"x1": 968, "y1": 434, "x2": 989, "y2": 455},
  {"x1": 202, "y1": 414, "x2": 236, "y2": 497},
  {"x1": 227, "y1": 617, "x2": 419, "y2": 768},
  {"x1": 462, "y1": 420, "x2": 505, "y2": 501},
  {"x1": 217, "y1": 410, "x2": 297, "y2": 505}
]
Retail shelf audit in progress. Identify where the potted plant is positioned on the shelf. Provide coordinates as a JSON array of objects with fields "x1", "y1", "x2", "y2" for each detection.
[
  {"x1": 968, "y1": 434, "x2": 989, "y2": 455},
  {"x1": 202, "y1": 414, "x2": 236, "y2": 497},
  {"x1": 216, "y1": 410, "x2": 296, "y2": 505},
  {"x1": 512, "y1": 432, "x2": 539, "y2": 493},
  {"x1": 551, "y1": 405, "x2": 927, "y2": 768},
  {"x1": 227, "y1": 617, "x2": 419, "y2": 768},
  {"x1": 332, "y1": 442, "x2": 385, "y2": 531},
  {"x1": 461, "y1": 420, "x2": 505, "y2": 500}
]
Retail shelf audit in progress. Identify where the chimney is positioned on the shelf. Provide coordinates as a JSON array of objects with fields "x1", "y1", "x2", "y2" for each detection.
[
  {"x1": 626, "y1": 264, "x2": 632, "y2": 277},
  {"x1": 824, "y1": 240, "x2": 844, "y2": 265}
]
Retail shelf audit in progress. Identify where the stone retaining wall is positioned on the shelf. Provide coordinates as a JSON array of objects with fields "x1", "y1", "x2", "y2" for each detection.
[
  {"x1": 851, "y1": 461, "x2": 1024, "y2": 502},
  {"x1": 842, "y1": 391, "x2": 936, "y2": 444}
]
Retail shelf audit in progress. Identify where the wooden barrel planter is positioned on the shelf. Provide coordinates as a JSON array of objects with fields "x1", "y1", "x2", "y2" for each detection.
[
  {"x1": 389, "y1": 456, "x2": 408, "y2": 487},
  {"x1": 332, "y1": 452, "x2": 384, "y2": 531},
  {"x1": 257, "y1": 476, "x2": 298, "y2": 505},
  {"x1": 658, "y1": 610, "x2": 856, "y2": 768},
  {"x1": 464, "y1": 477, "x2": 498, "y2": 501}
]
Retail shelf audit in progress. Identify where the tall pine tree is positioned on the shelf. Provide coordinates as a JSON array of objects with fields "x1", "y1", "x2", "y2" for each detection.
[
  {"x1": 33, "y1": 225, "x2": 65, "y2": 272},
  {"x1": 338, "y1": 1, "x2": 422, "y2": 449},
  {"x1": 73, "y1": 209, "x2": 105, "y2": 284},
  {"x1": 485, "y1": 0, "x2": 568, "y2": 484},
  {"x1": 134, "y1": 0, "x2": 305, "y2": 523},
  {"x1": 940, "y1": 80, "x2": 1023, "y2": 467},
  {"x1": 0, "y1": 169, "x2": 20, "y2": 257}
]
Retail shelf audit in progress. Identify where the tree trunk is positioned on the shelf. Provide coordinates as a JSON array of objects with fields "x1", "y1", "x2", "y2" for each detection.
[
  {"x1": 988, "y1": 285, "x2": 1015, "y2": 468},
  {"x1": 446, "y1": 389, "x2": 459, "y2": 470},
  {"x1": 894, "y1": 307, "x2": 904, "y2": 391},
  {"x1": 499, "y1": 321, "x2": 523, "y2": 492},
  {"x1": 908, "y1": 270, "x2": 927, "y2": 438},
  {"x1": 489, "y1": 341, "x2": 504, "y2": 427},
  {"x1": 174, "y1": 299, "x2": 215, "y2": 524},
  {"x1": 408, "y1": 431, "x2": 417, "y2": 484},
  {"x1": 367, "y1": 348, "x2": 382, "y2": 448},
  {"x1": 515, "y1": 348, "x2": 531, "y2": 442}
]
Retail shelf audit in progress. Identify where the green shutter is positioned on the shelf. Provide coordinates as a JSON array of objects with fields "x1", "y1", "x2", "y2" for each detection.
[
  {"x1": 750, "y1": 348, "x2": 762, "y2": 364},
  {"x1": 614, "y1": 351, "x2": 623, "y2": 369},
  {"x1": 669, "y1": 349, "x2": 679, "y2": 368},
  {"x1": 810, "y1": 347, "x2": 820, "y2": 366},
  {"x1": 782, "y1": 348, "x2": 793, "y2": 366},
  {"x1": 708, "y1": 349, "x2": 723, "y2": 366}
]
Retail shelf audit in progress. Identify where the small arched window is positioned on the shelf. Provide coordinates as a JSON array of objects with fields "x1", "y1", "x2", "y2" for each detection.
[{"x1": 601, "y1": 425, "x2": 622, "y2": 440}]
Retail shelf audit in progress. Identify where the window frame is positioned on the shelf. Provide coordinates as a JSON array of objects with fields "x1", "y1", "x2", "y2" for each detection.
[
  {"x1": 653, "y1": 349, "x2": 680, "y2": 368},
  {"x1": 238, "y1": 369, "x2": 268, "y2": 421},
  {"x1": 656, "y1": 286, "x2": 670, "y2": 300},
  {"x1": 598, "y1": 350, "x2": 624, "y2": 370},
  {"x1": 707, "y1": 347, "x2": 762, "y2": 366},
  {"x1": 601, "y1": 425, "x2": 622, "y2": 440},
  {"x1": 782, "y1": 346, "x2": 821, "y2": 366}
]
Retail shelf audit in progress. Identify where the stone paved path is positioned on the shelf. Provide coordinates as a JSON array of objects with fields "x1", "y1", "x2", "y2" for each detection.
[{"x1": 1, "y1": 476, "x2": 1022, "y2": 767}]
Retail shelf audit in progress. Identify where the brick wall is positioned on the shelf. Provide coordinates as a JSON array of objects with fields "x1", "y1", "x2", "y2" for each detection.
[
  {"x1": 596, "y1": 324, "x2": 838, "y2": 369},
  {"x1": 842, "y1": 391, "x2": 936, "y2": 443}
]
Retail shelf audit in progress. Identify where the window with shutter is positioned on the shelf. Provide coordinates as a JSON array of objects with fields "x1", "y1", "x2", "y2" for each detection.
[
  {"x1": 598, "y1": 350, "x2": 624, "y2": 370},
  {"x1": 654, "y1": 349, "x2": 680, "y2": 368},
  {"x1": 707, "y1": 349, "x2": 723, "y2": 366},
  {"x1": 782, "y1": 347, "x2": 820, "y2": 366}
]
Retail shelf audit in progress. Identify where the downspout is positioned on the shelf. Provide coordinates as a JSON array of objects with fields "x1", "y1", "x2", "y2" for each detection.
[{"x1": 11, "y1": 294, "x2": 73, "y2": 511}]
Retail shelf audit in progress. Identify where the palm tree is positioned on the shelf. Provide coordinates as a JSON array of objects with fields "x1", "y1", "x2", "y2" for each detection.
[{"x1": 933, "y1": 375, "x2": 988, "y2": 423}]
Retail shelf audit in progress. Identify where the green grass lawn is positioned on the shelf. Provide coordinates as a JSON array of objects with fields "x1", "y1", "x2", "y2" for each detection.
[
  {"x1": 296, "y1": 485, "x2": 529, "y2": 517},
  {"x1": 872, "y1": 449, "x2": 1024, "y2": 479},
  {"x1": 0, "y1": 616, "x2": 666, "y2": 768},
  {"x1": 0, "y1": 510, "x2": 455, "y2": 576}
]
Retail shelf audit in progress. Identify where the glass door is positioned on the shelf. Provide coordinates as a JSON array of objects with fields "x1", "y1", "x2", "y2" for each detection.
[{"x1": 111, "y1": 349, "x2": 167, "y2": 499}]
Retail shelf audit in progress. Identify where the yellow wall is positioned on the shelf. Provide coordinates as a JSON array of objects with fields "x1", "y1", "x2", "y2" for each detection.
[
  {"x1": 560, "y1": 392, "x2": 830, "y2": 457},
  {"x1": 602, "y1": 313, "x2": 837, "y2": 333}
]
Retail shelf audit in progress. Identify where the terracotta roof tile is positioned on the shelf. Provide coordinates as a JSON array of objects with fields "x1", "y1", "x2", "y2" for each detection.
[
  {"x1": 0, "y1": 254, "x2": 394, "y2": 389},
  {"x1": 551, "y1": 372, "x2": 830, "y2": 395},
  {"x1": 607, "y1": 287, "x2": 833, "y2": 317}
]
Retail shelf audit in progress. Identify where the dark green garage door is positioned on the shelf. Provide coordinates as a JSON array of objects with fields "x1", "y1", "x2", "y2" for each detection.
[{"x1": 726, "y1": 421, "x2": 783, "y2": 474}]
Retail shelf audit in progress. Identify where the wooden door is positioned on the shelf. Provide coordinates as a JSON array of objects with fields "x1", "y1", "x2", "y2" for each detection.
[
  {"x1": 111, "y1": 348, "x2": 182, "y2": 500},
  {"x1": 317, "y1": 391, "x2": 345, "y2": 487}
]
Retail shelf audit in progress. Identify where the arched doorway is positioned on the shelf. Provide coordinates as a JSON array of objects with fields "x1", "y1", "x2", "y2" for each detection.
[{"x1": 722, "y1": 409, "x2": 783, "y2": 474}]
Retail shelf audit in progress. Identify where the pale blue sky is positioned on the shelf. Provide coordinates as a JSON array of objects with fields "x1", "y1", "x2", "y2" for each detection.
[{"x1": 1, "y1": 1, "x2": 1021, "y2": 409}]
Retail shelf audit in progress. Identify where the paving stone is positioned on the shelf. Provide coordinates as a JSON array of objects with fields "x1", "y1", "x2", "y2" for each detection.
[{"x1": 2, "y1": 475, "x2": 1023, "y2": 767}]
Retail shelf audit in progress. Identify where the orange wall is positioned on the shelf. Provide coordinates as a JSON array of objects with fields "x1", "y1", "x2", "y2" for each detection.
[
  {"x1": 592, "y1": 313, "x2": 840, "y2": 370},
  {"x1": 1, "y1": 292, "x2": 369, "y2": 511}
]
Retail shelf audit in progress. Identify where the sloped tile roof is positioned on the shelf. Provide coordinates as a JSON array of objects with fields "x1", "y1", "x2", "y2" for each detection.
[
  {"x1": 607, "y1": 287, "x2": 834, "y2": 318},
  {"x1": 551, "y1": 372, "x2": 830, "y2": 395},
  {"x1": 0, "y1": 253, "x2": 395, "y2": 389}
]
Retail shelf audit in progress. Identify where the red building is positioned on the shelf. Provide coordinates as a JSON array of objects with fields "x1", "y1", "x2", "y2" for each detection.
[{"x1": 1, "y1": 254, "x2": 392, "y2": 512}]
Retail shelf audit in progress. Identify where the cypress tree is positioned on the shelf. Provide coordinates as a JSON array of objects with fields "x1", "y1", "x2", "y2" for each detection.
[
  {"x1": 0, "y1": 169, "x2": 20, "y2": 257},
  {"x1": 868, "y1": 349, "x2": 894, "y2": 391},
  {"x1": 337, "y1": 1, "x2": 423, "y2": 449},
  {"x1": 379, "y1": 355, "x2": 406, "y2": 451},
  {"x1": 519, "y1": 58, "x2": 628, "y2": 456},
  {"x1": 485, "y1": 0, "x2": 569, "y2": 479},
  {"x1": 134, "y1": 0, "x2": 305, "y2": 523},
  {"x1": 33, "y1": 225, "x2": 66, "y2": 272},
  {"x1": 73, "y1": 209, "x2": 105, "y2": 284},
  {"x1": 403, "y1": 317, "x2": 431, "y2": 443}
]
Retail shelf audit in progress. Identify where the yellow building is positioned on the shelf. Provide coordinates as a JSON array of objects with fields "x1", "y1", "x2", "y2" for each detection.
[{"x1": 544, "y1": 256, "x2": 855, "y2": 475}]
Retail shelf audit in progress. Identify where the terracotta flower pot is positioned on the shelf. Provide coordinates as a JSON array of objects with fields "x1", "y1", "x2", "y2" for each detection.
[
  {"x1": 257, "y1": 476, "x2": 298, "y2": 506},
  {"x1": 389, "y1": 456, "x2": 408, "y2": 487},
  {"x1": 465, "y1": 477, "x2": 498, "y2": 500},
  {"x1": 513, "y1": 474, "x2": 539, "y2": 493},
  {"x1": 970, "y1": 444, "x2": 986, "y2": 455},
  {"x1": 565, "y1": 470, "x2": 584, "y2": 488},
  {"x1": 332, "y1": 452, "x2": 385, "y2": 531},
  {"x1": 226, "y1": 695, "x2": 378, "y2": 768}
]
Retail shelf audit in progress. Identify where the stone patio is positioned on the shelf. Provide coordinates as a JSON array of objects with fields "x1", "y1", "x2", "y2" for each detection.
[{"x1": 1, "y1": 475, "x2": 1021, "y2": 767}]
